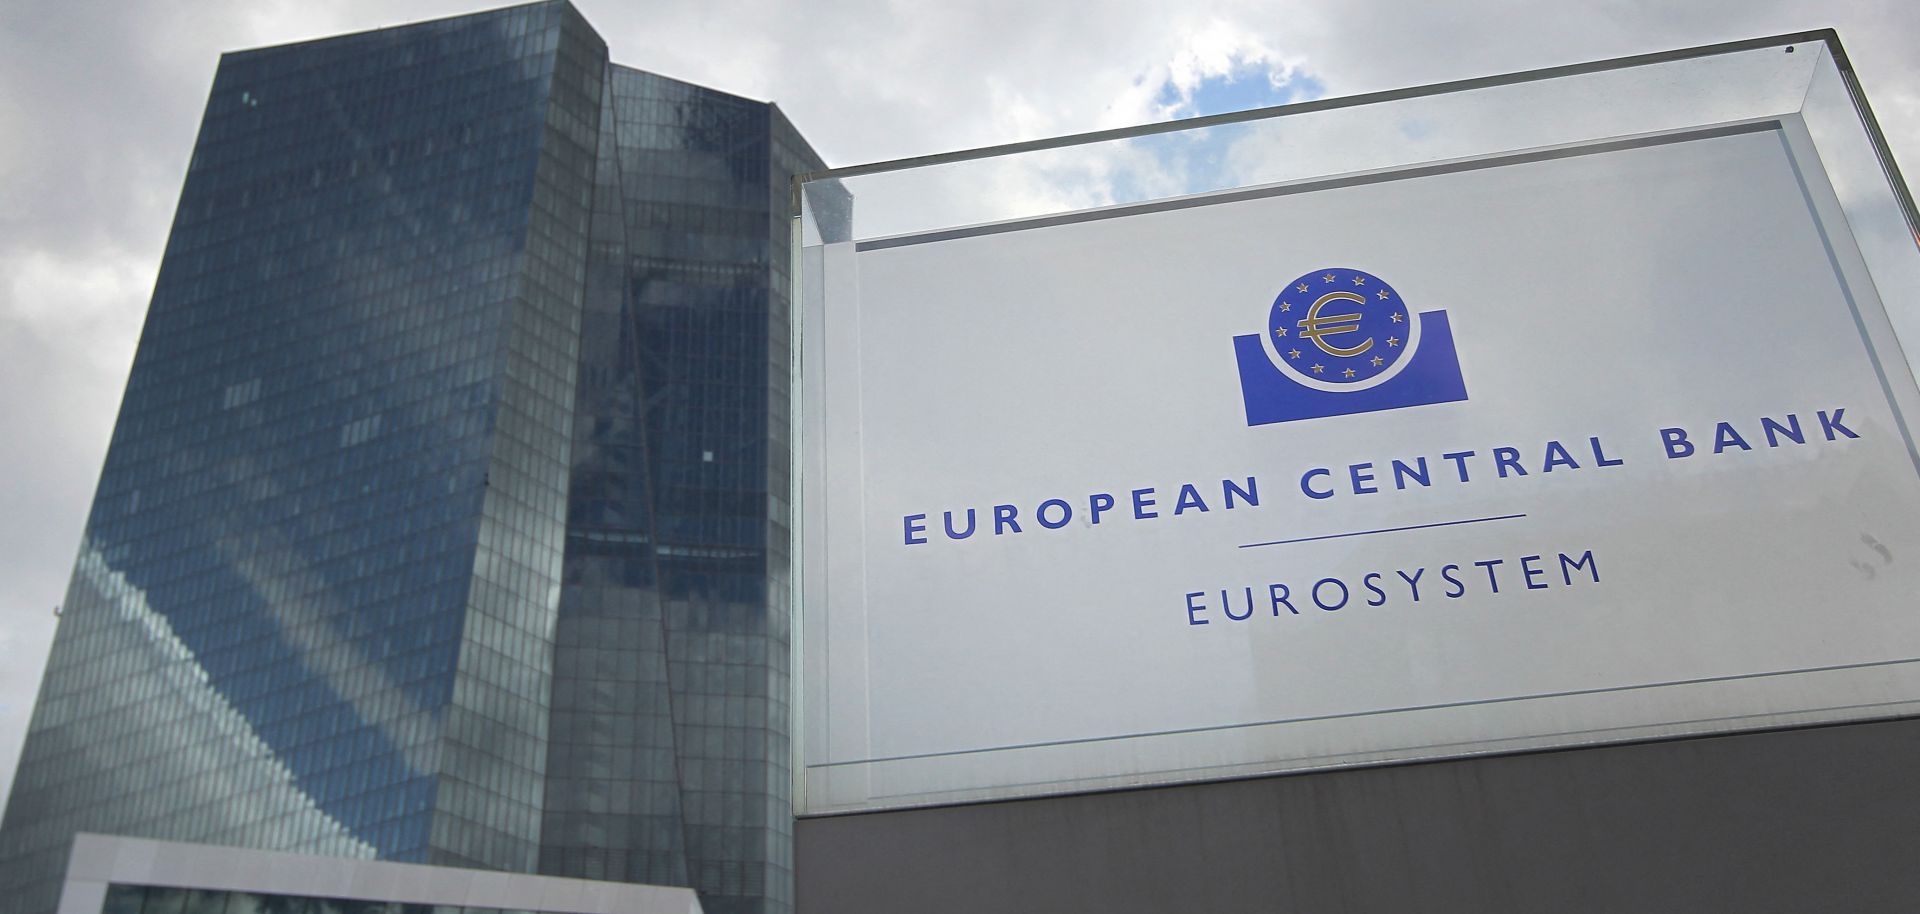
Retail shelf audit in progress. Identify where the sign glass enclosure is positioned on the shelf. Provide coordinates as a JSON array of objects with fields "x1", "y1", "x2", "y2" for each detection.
[{"x1": 794, "y1": 33, "x2": 1920, "y2": 814}]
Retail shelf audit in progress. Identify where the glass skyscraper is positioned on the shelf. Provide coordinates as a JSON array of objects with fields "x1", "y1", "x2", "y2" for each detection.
[{"x1": 0, "y1": 4, "x2": 819, "y2": 913}]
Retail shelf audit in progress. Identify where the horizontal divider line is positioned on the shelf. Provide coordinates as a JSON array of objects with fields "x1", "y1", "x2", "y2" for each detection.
[{"x1": 1239, "y1": 512, "x2": 1527, "y2": 549}]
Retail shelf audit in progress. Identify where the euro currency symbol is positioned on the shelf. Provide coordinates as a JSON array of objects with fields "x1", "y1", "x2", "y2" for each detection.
[{"x1": 1297, "y1": 291, "x2": 1374, "y2": 358}]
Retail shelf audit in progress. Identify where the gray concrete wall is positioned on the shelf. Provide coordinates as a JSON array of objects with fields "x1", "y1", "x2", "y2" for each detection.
[{"x1": 796, "y1": 718, "x2": 1920, "y2": 913}]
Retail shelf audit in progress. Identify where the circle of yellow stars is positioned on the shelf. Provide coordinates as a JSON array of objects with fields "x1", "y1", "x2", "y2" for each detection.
[{"x1": 1274, "y1": 271, "x2": 1408, "y2": 381}]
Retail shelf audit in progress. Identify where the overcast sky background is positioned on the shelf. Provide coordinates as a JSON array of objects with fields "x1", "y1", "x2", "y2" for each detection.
[{"x1": 3, "y1": 0, "x2": 1918, "y2": 804}]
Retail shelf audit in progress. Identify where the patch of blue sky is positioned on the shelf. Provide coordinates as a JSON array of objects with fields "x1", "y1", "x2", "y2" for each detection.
[
  {"x1": 1164, "y1": 63, "x2": 1326, "y2": 119},
  {"x1": 1113, "y1": 62, "x2": 1328, "y2": 204}
]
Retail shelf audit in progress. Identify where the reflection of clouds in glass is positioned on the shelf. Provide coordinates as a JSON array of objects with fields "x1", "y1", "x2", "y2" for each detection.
[
  {"x1": 66, "y1": 541, "x2": 377, "y2": 856},
  {"x1": 209, "y1": 459, "x2": 440, "y2": 778}
]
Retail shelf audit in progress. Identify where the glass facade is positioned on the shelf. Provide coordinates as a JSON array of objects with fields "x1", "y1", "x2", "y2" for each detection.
[
  {"x1": 536, "y1": 69, "x2": 812, "y2": 914},
  {"x1": 0, "y1": 3, "x2": 819, "y2": 914}
]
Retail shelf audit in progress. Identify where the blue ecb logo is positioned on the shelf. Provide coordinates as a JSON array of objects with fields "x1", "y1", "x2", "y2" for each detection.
[{"x1": 1232, "y1": 267, "x2": 1467, "y2": 426}]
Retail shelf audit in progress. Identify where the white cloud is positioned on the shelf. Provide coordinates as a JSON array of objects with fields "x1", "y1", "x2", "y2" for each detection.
[
  {"x1": 4, "y1": 248, "x2": 153, "y2": 337},
  {"x1": 1163, "y1": 19, "x2": 1286, "y2": 95}
]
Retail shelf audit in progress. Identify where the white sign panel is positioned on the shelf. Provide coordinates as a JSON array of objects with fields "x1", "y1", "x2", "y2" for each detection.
[{"x1": 799, "y1": 115, "x2": 1920, "y2": 813}]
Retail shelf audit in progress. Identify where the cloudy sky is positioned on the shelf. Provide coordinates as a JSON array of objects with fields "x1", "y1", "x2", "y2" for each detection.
[{"x1": 2, "y1": 0, "x2": 1918, "y2": 802}]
